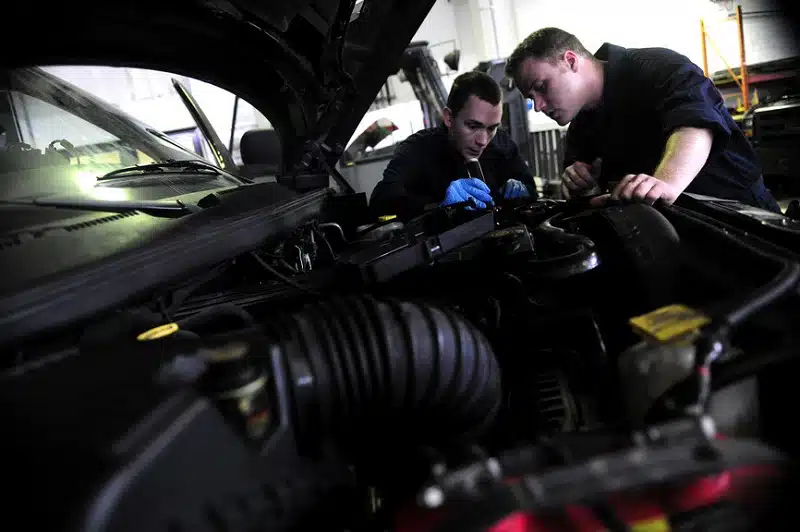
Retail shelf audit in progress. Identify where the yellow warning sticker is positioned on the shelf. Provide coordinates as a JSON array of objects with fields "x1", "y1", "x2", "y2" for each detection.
[
  {"x1": 629, "y1": 304, "x2": 711, "y2": 343},
  {"x1": 136, "y1": 322, "x2": 180, "y2": 342},
  {"x1": 632, "y1": 516, "x2": 670, "y2": 532}
]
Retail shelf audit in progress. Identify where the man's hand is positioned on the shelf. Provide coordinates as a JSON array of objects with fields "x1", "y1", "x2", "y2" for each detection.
[
  {"x1": 589, "y1": 173, "x2": 679, "y2": 207},
  {"x1": 502, "y1": 179, "x2": 531, "y2": 199},
  {"x1": 561, "y1": 157, "x2": 602, "y2": 199},
  {"x1": 441, "y1": 177, "x2": 494, "y2": 209}
]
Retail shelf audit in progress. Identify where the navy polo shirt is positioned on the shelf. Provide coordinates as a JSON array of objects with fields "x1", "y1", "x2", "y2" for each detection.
[
  {"x1": 370, "y1": 125, "x2": 537, "y2": 220},
  {"x1": 564, "y1": 43, "x2": 775, "y2": 210}
]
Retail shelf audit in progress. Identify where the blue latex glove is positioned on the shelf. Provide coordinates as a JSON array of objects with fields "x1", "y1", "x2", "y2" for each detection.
[
  {"x1": 441, "y1": 177, "x2": 494, "y2": 209},
  {"x1": 502, "y1": 179, "x2": 531, "y2": 199}
]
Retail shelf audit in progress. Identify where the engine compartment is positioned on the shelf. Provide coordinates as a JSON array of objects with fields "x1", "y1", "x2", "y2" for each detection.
[{"x1": 2, "y1": 196, "x2": 798, "y2": 532}]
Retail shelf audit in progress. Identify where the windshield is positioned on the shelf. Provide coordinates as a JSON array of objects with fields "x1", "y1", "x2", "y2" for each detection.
[{"x1": 0, "y1": 67, "x2": 237, "y2": 202}]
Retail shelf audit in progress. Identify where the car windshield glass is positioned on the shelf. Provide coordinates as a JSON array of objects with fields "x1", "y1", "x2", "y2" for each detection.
[{"x1": 0, "y1": 67, "x2": 237, "y2": 202}]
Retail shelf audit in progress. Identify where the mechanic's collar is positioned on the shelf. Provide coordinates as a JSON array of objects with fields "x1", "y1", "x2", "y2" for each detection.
[
  {"x1": 438, "y1": 123, "x2": 455, "y2": 152},
  {"x1": 594, "y1": 42, "x2": 626, "y2": 63},
  {"x1": 440, "y1": 124, "x2": 465, "y2": 163},
  {"x1": 594, "y1": 42, "x2": 627, "y2": 112}
]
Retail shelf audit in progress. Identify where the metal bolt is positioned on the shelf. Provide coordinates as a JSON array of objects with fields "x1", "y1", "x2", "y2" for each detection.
[
  {"x1": 700, "y1": 415, "x2": 716, "y2": 439},
  {"x1": 589, "y1": 459, "x2": 608, "y2": 474},
  {"x1": 422, "y1": 486, "x2": 444, "y2": 508},
  {"x1": 629, "y1": 448, "x2": 646, "y2": 464},
  {"x1": 485, "y1": 458, "x2": 502, "y2": 479}
]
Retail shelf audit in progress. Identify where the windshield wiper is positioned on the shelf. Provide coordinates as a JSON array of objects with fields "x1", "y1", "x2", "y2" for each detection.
[
  {"x1": 0, "y1": 197, "x2": 199, "y2": 217},
  {"x1": 97, "y1": 160, "x2": 224, "y2": 181}
]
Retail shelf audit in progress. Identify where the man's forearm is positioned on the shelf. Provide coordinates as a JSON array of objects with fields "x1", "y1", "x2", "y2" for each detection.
[
  {"x1": 593, "y1": 127, "x2": 714, "y2": 207},
  {"x1": 653, "y1": 127, "x2": 714, "y2": 194}
]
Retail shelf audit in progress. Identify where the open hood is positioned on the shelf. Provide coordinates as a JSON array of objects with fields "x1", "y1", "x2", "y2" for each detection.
[{"x1": 5, "y1": 0, "x2": 437, "y2": 175}]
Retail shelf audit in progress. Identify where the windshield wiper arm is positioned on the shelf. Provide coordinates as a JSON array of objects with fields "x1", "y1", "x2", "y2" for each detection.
[{"x1": 97, "y1": 160, "x2": 224, "y2": 181}]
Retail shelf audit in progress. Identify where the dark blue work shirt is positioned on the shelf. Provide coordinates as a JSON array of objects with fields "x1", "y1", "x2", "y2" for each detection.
[
  {"x1": 370, "y1": 125, "x2": 537, "y2": 220},
  {"x1": 565, "y1": 43, "x2": 779, "y2": 211}
]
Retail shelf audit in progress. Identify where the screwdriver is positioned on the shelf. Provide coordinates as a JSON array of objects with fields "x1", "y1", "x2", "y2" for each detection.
[
  {"x1": 466, "y1": 158, "x2": 486, "y2": 184},
  {"x1": 465, "y1": 158, "x2": 497, "y2": 212}
]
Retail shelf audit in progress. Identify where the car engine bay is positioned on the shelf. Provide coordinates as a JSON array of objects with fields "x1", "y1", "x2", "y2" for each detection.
[{"x1": 3, "y1": 190, "x2": 799, "y2": 532}]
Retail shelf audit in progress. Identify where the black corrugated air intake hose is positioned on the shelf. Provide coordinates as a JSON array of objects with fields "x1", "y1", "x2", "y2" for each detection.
[{"x1": 265, "y1": 296, "x2": 503, "y2": 446}]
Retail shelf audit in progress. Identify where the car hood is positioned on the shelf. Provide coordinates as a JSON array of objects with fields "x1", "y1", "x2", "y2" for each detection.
[{"x1": 5, "y1": 0, "x2": 436, "y2": 174}]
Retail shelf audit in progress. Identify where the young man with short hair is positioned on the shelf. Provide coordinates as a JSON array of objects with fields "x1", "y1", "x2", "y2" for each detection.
[
  {"x1": 370, "y1": 71, "x2": 537, "y2": 220},
  {"x1": 505, "y1": 27, "x2": 781, "y2": 212}
]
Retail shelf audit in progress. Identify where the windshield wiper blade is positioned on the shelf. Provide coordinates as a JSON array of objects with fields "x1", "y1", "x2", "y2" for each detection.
[
  {"x1": 97, "y1": 160, "x2": 224, "y2": 181},
  {"x1": 0, "y1": 198, "x2": 199, "y2": 217}
]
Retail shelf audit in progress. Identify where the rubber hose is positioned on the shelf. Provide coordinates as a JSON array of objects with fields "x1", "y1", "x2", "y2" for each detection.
[
  {"x1": 722, "y1": 261, "x2": 800, "y2": 328},
  {"x1": 267, "y1": 296, "x2": 502, "y2": 444},
  {"x1": 665, "y1": 207, "x2": 800, "y2": 329}
]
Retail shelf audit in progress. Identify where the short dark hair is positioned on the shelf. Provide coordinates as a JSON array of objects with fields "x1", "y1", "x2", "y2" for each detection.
[
  {"x1": 505, "y1": 27, "x2": 591, "y2": 82},
  {"x1": 446, "y1": 71, "x2": 502, "y2": 115}
]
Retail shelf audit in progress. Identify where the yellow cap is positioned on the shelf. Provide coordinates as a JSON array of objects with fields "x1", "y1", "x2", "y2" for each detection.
[
  {"x1": 629, "y1": 304, "x2": 711, "y2": 343},
  {"x1": 378, "y1": 215, "x2": 397, "y2": 222},
  {"x1": 137, "y1": 322, "x2": 180, "y2": 341},
  {"x1": 631, "y1": 516, "x2": 670, "y2": 532}
]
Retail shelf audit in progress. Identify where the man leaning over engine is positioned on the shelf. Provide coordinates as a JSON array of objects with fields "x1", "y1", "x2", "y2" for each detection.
[{"x1": 505, "y1": 27, "x2": 781, "y2": 213}]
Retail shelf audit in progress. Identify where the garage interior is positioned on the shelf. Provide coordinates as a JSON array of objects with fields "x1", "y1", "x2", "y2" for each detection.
[{"x1": 3, "y1": 1, "x2": 800, "y2": 531}]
